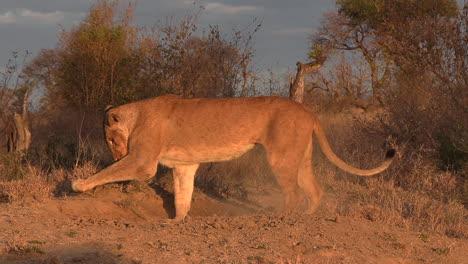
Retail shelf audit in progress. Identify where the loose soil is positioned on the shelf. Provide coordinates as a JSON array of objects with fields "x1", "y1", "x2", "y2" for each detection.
[{"x1": 0, "y1": 182, "x2": 466, "y2": 264}]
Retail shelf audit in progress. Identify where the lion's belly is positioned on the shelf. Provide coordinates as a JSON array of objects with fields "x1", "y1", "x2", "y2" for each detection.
[{"x1": 159, "y1": 144, "x2": 255, "y2": 168}]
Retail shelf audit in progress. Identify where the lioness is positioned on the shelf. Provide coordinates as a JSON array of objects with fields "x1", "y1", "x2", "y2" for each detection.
[{"x1": 72, "y1": 95, "x2": 394, "y2": 221}]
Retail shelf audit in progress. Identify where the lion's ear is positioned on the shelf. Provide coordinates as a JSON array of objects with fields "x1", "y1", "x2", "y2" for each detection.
[
  {"x1": 104, "y1": 105, "x2": 114, "y2": 112},
  {"x1": 108, "y1": 113, "x2": 120, "y2": 124},
  {"x1": 105, "y1": 112, "x2": 120, "y2": 127}
]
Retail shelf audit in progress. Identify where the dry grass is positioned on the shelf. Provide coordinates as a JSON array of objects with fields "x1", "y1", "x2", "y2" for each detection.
[
  {"x1": 0, "y1": 165, "x2": 55, "y2": 203},
  {"x1": 0, "y1": 161, "x2": 100, "y2": 203},
  {"x1": 330, "y1": 179, "x2": 467, "y2": 238},
  {"x1": 68, "y1": 161, "x2": 100, "y2": 181},
  {"x1": 314, "y1": 112, "x2": 467, "y2": 238}
]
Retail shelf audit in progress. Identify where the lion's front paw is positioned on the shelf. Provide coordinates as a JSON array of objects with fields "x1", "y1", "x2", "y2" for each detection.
[{"x1": 71, "y1": 179, "x2": 86, "y2": 192}]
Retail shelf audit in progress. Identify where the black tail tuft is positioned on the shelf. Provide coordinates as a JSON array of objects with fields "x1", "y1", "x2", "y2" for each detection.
[{"x1": 385, "y1": 149, "x2": 396, "y2": 160}]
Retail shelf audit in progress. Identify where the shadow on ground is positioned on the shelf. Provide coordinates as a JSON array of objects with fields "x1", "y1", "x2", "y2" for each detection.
[{"x1": 0, "y1": 243, "x2": 133, "y2": 264}]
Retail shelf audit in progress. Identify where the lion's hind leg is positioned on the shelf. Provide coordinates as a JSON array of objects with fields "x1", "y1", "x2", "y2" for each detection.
[
  {"x1": 266, "y1": 148, "x2": 304, "y2": 213},
  {"x1": 297, "y1": 140, "x2": 323, "y2": 214}
]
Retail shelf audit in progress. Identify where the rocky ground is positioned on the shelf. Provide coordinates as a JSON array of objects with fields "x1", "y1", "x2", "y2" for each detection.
[{"x1": 0, "y1": 182, "x2": 466, "y2": 264}]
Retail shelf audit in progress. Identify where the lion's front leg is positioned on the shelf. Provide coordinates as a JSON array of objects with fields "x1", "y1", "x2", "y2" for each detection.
[
  {"x1": 172, "y1": 164, "x2": 200, "y2": 221},
  {"x1": 72, "y1": 154, "x2": 158, "y2": 192}
]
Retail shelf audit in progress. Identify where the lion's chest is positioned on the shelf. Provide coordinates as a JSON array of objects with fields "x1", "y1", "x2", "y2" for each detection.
[{"x1": 159, "y1": 144, "x2": 255, "y2": 168}]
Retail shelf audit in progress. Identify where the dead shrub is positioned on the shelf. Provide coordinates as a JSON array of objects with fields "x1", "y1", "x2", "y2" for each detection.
[
  {"x1": 49, "y1": 161, "x2": 101, "y2": 197},
  {"x1": 69, "y1": 161, "x2": 100, "y2": 181},
  {"x1": 0, "y1": 159, "x2": 100, "y2": 203},
  {"x1": 0, "y1": 153, "x2": 27, "y2": 181},
  {"x1": 0, "y1": 166, "x2": 54, "y2": 203}
]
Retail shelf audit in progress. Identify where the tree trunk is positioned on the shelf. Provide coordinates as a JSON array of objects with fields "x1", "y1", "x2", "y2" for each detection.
[
  {"x1": 6, "y1": 90, "x2": 31, "y2": 153},
  {"x1": 289, "y1": 61, "x2": 323, "y2": 103},
  {"x1": 6, "y1": 119, "x2": 16, "y2": 153},
  {"x1": 11, "y1": 113, "x2": 31, "y2": 152}
]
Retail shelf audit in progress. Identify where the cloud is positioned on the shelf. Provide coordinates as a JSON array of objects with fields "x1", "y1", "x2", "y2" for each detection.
[
  {"x1": 0, "y1": 8, "x2": 66, "y2": 25},
  {"x1": 0, "y1": 10, "x2": 16, "y2": 24},
  {"x1": 204, "y1": 2, "x2": 257, "y2": 15}
]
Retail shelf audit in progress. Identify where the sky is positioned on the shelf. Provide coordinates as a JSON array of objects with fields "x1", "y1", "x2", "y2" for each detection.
[
  {"x1": 0, "y1": 0, "x2": 335, "y2": 75},
  {"x1": 0, "y1": 0, "x2": 465, "y2": 78}
]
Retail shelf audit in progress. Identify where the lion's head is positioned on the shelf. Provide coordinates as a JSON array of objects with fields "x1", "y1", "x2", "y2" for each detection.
[{"x1": 104, "y1": 106, "x2": 129, "y2": 161}]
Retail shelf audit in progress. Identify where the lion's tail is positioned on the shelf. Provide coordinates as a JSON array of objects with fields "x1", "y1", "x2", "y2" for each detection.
[{"x1": 313, "y1": 120, "x2": 395, "y2": 176}]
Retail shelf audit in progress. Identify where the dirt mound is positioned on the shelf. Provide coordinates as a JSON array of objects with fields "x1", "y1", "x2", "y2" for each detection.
[
  {"x1": 37, "y1": 182, "x2": 276, "y2": 224},
  {"x1": 38, "y1": 184, "x2": 168, "y2": 223}
]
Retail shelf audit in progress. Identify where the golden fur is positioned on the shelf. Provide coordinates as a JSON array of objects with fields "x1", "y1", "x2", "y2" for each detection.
[{"x1": 72, "y1": 94, "x2": 395, "y2": 221}]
